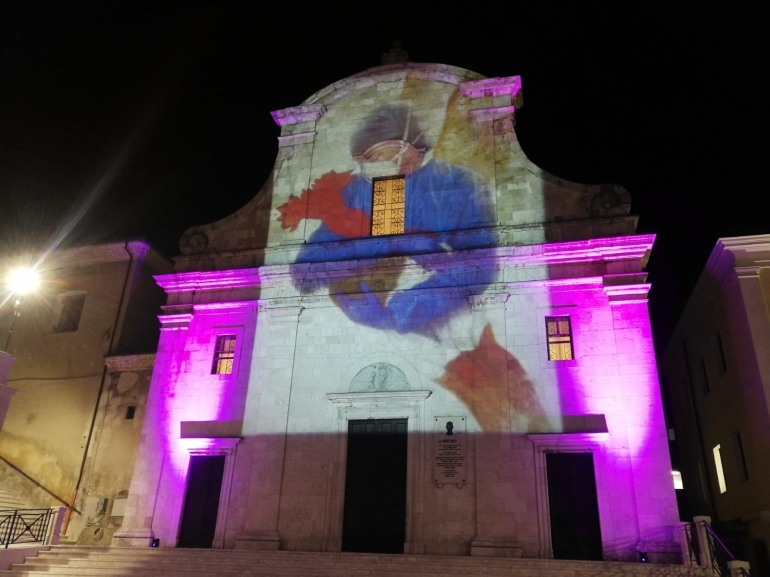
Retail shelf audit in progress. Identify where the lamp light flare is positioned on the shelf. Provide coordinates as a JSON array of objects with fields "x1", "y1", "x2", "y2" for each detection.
[
  {"x1": 3, "y1": 266, "x2": 41, "y2": 351},
  {"x1": 6, "y1": 267, "x2": 40, "y2": 295}
]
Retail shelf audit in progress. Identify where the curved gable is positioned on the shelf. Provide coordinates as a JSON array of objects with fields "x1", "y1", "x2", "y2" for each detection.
[{"x1": 176, "y1": 62, "x2": 633, "y2": 272}]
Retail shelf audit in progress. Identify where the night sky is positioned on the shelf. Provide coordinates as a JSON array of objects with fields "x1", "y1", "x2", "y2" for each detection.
[{"x1": 1, "y1": 2, "x2": 765, "y2": 354}]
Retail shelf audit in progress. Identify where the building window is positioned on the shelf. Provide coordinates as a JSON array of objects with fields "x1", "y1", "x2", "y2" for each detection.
[
  {"x1": 54, "y1": 292, "x2": 86, "y2": 333},
  {"x1": 212, "y1": 335, "x2": 236, "y2": 375},
  {"x1": 713, "y1": 444, "x2": 727, "y2": 494},
  {"x1": 371, "y1": 176, "x2": 405, "y2": 236},
  {"x1": 546, "y1": 316, "x2": 573, "y2": 361},
  {"x1": 716, "y1": 333, "x2": 727, "y2": 375},
  {"x1": 733, "y1": 430, "x2": 749, "y2": 481},
  {"x1": 700, "y1": 356, "x2": 710, "y2": 395},
  {"x1": 682, "y1": 342, "x2": 695, "y2": 414}
]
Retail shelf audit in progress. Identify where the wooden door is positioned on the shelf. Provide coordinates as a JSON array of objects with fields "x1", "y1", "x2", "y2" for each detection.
[
  {"x1": 342, "y1": 418, "x2": 407, "y2": 553},
  {"x1": 546, "y1": 452, "x2": 603, "y2": 560},
  {"x1": 178, "y1": 455, "x2": 225, "y2": 548}
]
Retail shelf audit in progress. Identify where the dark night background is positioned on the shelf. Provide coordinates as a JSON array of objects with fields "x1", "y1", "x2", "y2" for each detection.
[{"x1": 0, "y1": 1, "x2": 766, "y2": 355}]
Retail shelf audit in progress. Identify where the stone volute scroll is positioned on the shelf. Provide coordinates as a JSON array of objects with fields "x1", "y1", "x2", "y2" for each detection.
[{"x1": 433, "y1": 416, "x2": 467, "y2": 488}]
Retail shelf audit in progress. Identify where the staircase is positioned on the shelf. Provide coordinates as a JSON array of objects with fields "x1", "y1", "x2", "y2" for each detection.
[
  {"x1": 0, "y1": 545, "x2": 712, "y2": 576},
  {"x1": 0, "y1": 489, "x2": 29, "y2": 511}
]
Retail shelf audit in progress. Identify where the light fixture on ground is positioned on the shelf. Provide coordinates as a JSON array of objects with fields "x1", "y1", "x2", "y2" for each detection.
[{"x1": 4, "y1": 266, "x2": 41, "y2": 351}]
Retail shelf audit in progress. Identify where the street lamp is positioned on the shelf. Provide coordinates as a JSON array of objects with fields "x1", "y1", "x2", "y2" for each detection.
[{"x1": 4, "y1": 266, "x2": 41, "y2": 352}]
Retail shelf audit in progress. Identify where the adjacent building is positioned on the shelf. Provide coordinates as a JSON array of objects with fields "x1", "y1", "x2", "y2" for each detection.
[
  {"x1": 106, "y1": 61, "x2": 682, "y2": 562},
  {"x1": 0, "y1": 240, "x2": 172, "y2": 545},
  {"x1": 661, "y1": 234, "x2": 770, "y2": 574}
]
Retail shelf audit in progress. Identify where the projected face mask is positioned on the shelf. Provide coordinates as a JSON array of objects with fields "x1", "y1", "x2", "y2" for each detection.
[{"x1": 355, "y1": 140, "x2": 425, "y2": 182}]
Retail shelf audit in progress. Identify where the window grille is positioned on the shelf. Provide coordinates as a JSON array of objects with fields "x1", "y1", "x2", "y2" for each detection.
[
  {"x1": 546, "y1": 316, "x2": 573, "y2": 361},
  {"x1": 371, "y1": 176, "x2": 405, "y2": 236}
]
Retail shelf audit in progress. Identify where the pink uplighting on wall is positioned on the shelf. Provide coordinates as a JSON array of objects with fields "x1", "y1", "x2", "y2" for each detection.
[
  {"x1": 152, "y1": 271, "x2": 257, "y2": 473},
  {"x1": 111, "y1": 64, "x2": 681, "y2": 562},
  {"x1": 148, "y1": 234, "x2": 663, "y2": 444}
]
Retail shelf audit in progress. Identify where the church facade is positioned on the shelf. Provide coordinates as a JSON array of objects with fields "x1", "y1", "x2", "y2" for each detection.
[{"x1": 113, "y1": 62, "x2": 681, "y2": 562}]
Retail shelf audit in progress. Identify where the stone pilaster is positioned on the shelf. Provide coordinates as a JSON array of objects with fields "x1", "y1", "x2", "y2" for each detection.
[{"x1": 235, "y1": 303, "x2": 303, "y2": 550}]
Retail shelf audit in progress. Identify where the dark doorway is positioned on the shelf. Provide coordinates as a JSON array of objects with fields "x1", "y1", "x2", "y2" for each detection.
[
  {"x1": 546, "y1": 452, "x2": 603, "y2": 560},
  {"x1": 178, "y1": 455, "x2": 225, "y2": 548},
  {"x1": 342, "y1": 418, "x2": 407, "y2": 553}
]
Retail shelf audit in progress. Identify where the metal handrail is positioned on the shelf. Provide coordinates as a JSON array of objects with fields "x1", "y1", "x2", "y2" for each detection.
[
  {"x1": 0, "y1": 508, "x2": 55, "y2": 549},
  {"x1": 704, "y1": 521, "x2": 734, "y2": 569},
  {"x1": 683, "y1": 520, "x2": 751, "y2": 577}
]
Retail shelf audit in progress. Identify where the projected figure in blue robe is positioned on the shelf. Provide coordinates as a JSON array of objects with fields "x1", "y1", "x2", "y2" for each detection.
[{"x1": 277, "y1": 104, "x2": 496, "y2": 338}]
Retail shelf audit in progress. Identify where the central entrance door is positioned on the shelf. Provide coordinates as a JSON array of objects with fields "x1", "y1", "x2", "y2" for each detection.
[
  {"x1": 546, "y1": 451, "x2": 603, "y2": 560},
  {"x1": 342, "y1": 418, "x2": 407, "y2": 553}
]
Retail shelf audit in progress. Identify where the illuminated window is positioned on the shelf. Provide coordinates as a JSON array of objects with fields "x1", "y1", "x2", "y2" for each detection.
[
  {"x1": 546, "y1": 316, "x2": 573, "y2": 361},
  {"x1": 54, "y1": 292, "x2": 86, "y2": 333},
  {"x1": 672, "y1": 470, "x2": 684, "y2": 490},
  {"x1": 371, "y1": 176, "x2": 405, "y2": 236},
  {"x1": 713, "y1": 444, "x2": 727, "y2": 494},
  {"x1": 212, "y1": 335, "x2": 236, "y2": 375}
]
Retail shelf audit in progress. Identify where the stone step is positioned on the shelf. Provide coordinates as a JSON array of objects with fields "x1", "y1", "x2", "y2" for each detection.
[
  {"x1": 1, "y1": 545, "x2": 711, "y2": 577},
  {"x1": 0, "y1": 489, "x2": 30, "y2": 511}
]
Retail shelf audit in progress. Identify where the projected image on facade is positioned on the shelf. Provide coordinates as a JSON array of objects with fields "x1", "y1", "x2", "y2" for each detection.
[
  {"x1": 273, "y1": 103, "x2": 538, "y2": 433},
  {"x1": 277, "y1": 104, "x2": 496, "y2": 338},
  {"x1": 437, "y1": 324, "x2": 547, "y2": 432}
]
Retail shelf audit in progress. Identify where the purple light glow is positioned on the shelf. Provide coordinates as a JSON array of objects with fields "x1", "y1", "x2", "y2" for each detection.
[
  {"x1": 114, "y1": 66, "x2": 679, "y2": 558},
  {"x1": 119, "y1": 225, "x2": 674, "y2": 557}
]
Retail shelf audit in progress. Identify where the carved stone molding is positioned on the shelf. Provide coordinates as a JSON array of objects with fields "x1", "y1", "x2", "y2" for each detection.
[{"x1": 105, "y1": 354, "x2": 156, "y2": 372}]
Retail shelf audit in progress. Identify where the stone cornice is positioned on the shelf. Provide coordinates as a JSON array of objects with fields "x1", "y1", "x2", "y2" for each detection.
[
  {"x1": 603, "y1": 282, "x2": 651, "y2": 305},
  {"x1": 158, "y1": 311, "x2": 194, "y2": 331},
  {"x1": 12, "y1": 240, "x2": 172, "y2": 272},
  {"x1": 460, "y1": 75, "x2": 523, "y2": 100},
  {"x1": 327, "y1": 390, "x2": 432, "y2": 405},
  {"x1": 461, "y1": 76, "x2": 523, "y2": 126},
  {"x1": 713, "y1": 235, "x2": 770, "y2": 271},
  {"x1": 270, "y1": 104, "x2": 326, "y2": 127},
  {"x1": 157, "y1": 234, "x2": 653, "y2": 300},
  {"x1": 158, "y1": 301, "x2": 256, "y2": 326},
  {"x1": 156, "y1": 269, "x2": 265, "y2": 293},
  {"x1": 496, "y1": 234, "x2": 655, "y2": 266},
  {"x1": 735, "y1": 266, "x2": 762, "y2": 279}
]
